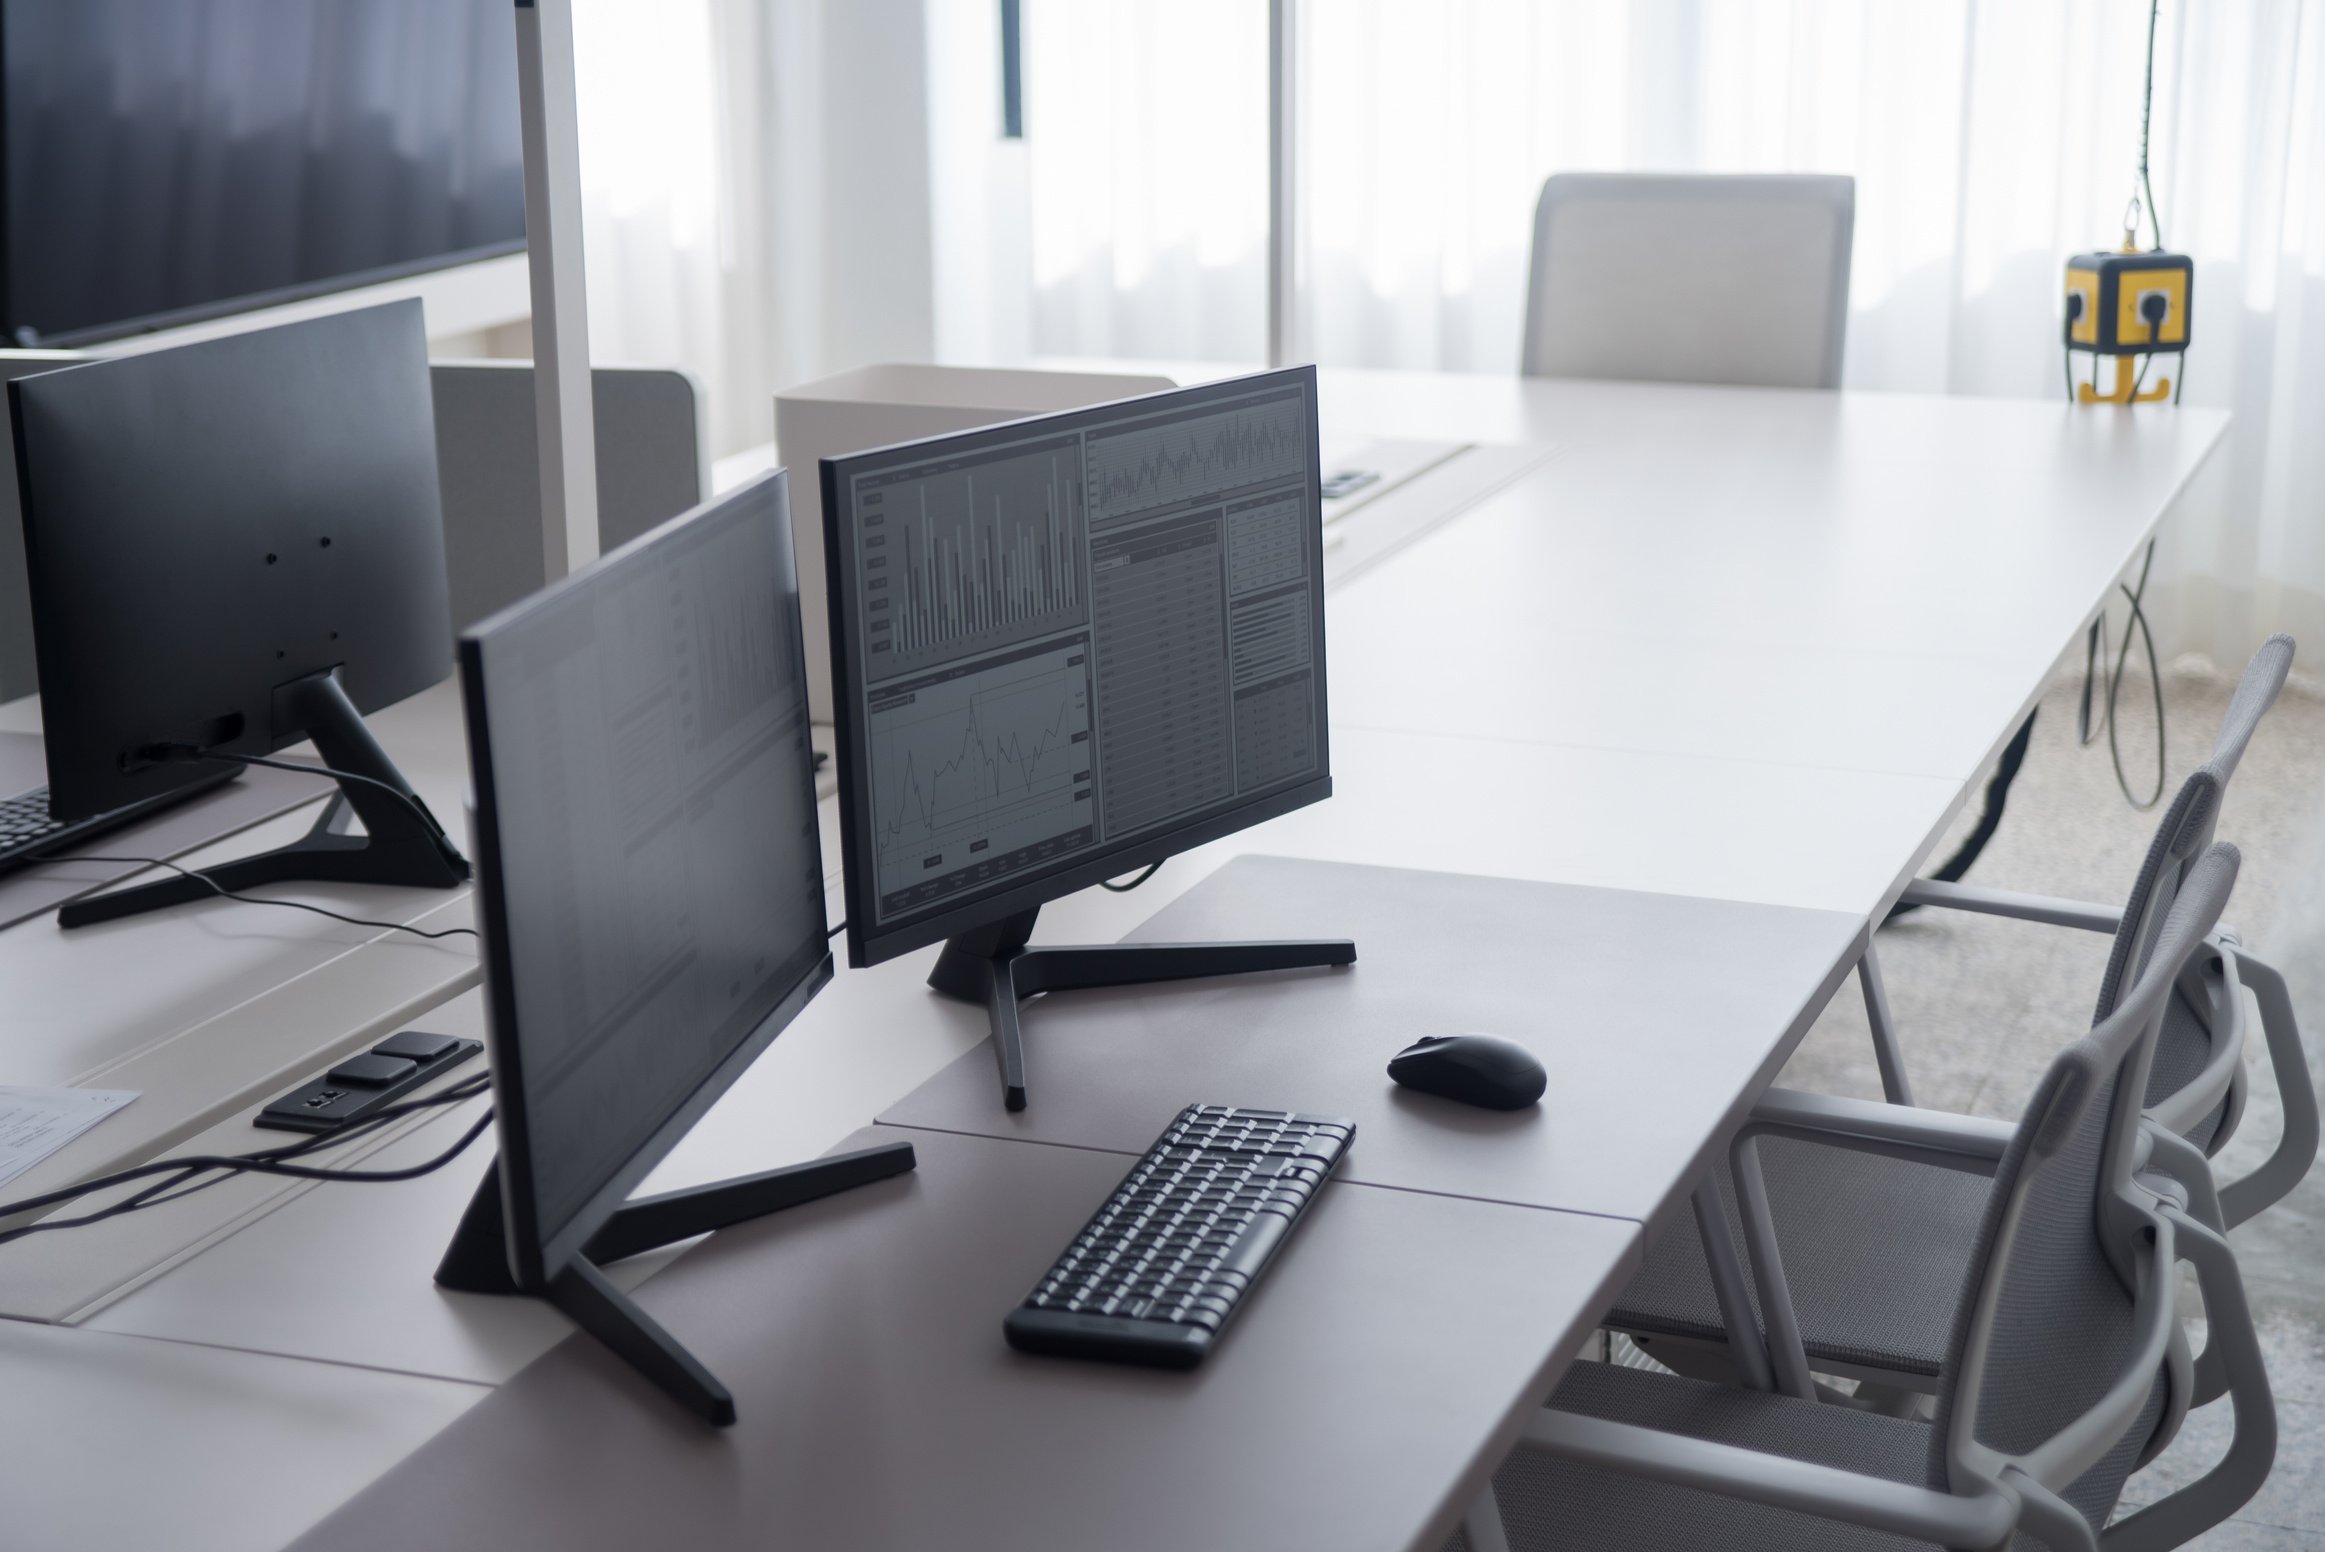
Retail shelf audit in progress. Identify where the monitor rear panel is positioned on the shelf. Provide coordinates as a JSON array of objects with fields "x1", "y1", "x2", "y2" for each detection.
[
  {"x1": 823, "y1": 368, "x2": 1332, "y2": 965},
  {"x1": 9, "y1": 301, "x2": 451, "y2": 818},
  {"x1": 461, "y1": 472, "x2": 830, "y2": 1285}
]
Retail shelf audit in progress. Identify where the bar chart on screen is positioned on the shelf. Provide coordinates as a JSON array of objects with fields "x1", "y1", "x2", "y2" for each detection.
[{"x1": 857, "y1": 433, "x2": 1091, "y2": 680}]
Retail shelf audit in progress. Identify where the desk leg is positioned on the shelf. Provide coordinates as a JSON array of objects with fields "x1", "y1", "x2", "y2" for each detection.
[{"x1": 1459, "y1": 1484, "x2": 1513, "y2": 1552}]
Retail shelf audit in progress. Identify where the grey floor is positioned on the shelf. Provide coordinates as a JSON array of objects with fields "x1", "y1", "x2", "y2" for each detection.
[{"x1": 1772, "y1": 656, "x2": 2325, "y2": 1548}]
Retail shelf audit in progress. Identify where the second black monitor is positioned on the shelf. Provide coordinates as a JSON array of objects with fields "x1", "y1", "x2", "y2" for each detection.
[{"x1": 823, "y1": 368, "x2": 1331, "y2": 965}]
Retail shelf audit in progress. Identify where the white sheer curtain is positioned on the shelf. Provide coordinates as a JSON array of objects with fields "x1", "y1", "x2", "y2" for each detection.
[
  {"x1": 571, "y1": 0, "x2": 938, "y2": 459},
  {"x1": 990, "y1": 0, "x2": 2325, "y2": 666},
  {"x1": 1018, "y1": 0, "x2": 1271, "y2": 363}
]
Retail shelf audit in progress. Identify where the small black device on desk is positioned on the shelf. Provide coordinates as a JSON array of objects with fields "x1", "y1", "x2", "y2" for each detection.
[
  {"x1": 0, "y1": 771, "x2": 235, "y2": 879},
  {"x1": 1387, "y1": 1033, "x2": 1547, "y2": 1110},
  {"x1": 1005, "y1": 1104, "x2": 1353, "y2": 1369},
  {"x1": 257, "y1": 1029, "x2": 481, "y2": 1133}
]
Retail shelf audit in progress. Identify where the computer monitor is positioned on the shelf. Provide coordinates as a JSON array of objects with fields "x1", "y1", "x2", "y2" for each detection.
[
  {"x1": 822, "y1": 368, "x2": 1355, "y2": 1110},
  {"x1": 435, "y1": 470, "x2": 914, "y2": 1428},
  {"x1": 8, "y1": 301, "x2": 469, "y2": 925}
]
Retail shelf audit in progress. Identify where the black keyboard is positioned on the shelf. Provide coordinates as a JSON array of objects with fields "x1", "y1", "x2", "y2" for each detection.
[
  {"x1": 0, "y1": 773, "x2": 234, "y2": 879},
  {"x1": 1004, "y1": 1104, "x2": 1354, "y2": 1369}
]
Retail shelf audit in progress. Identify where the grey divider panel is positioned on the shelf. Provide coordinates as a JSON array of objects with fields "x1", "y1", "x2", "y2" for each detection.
[
  {"x1": 881, "y1": 856, "x2": 1866, "y2": 1230},
  {"x1": 429, "y1": 362, "x2": 706, "y2": 633},
  {"x1": 289, "y1": 1125, "x2": 1638, "y2": 1552},
  {"x1": 0, "y1": 732, "x2": 332, "y2": 930},
  {"x1": 0, "y1": 351, "x2": 91, "y2": 702}
]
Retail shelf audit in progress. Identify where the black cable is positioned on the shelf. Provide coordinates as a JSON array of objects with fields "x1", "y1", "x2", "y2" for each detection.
[
  {"x1": 0, "y1": 1077, "x2": 494, "y2": 1245},
  {"x1": 2139, "y1": 0, "x2": 2164, "y2": 249},
  {"x1": 33, "y1": 852, "x2": 478, "y2": 941},
  {"x1": 2076, "y1": 539, "x2": 2166, "y2": 809},
  {"x1": 827, "y1": 919, "x2": 846, "y2": 938},
  {"x1": 187, "y1": 750, "x2": 447, "y2": 839},
  {"x1": 2104, "y1": 549, "x2": 2167, "y2": 810},
  {"x1": 1099, "y1": 861, "x2": 1163, "y2": 893},
  {"x1": 0, "y1": 1075, "x2": 491, "y2": 1220}
]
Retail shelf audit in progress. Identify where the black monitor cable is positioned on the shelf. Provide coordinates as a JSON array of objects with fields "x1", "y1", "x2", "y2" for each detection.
[
  {"x1": 39, "y1": 746, "x2": 480, "y2": 941},
  {"x1": 2078, "y1": 539, "x2": 2167, "y2": 810},
  {"x1": 178, "y1": 748, "x2": 452, "y2": 838},
  {"x1": 0, "y1": 1076, "x2": 494, "y2": 1249},
  {"x1": 1100, "y1": 861, "x2": 1163, "y2": 893}
]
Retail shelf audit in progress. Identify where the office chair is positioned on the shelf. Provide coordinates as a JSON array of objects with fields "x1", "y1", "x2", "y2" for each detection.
[
  {"x1": 1454, "y1": 845, "x2": 2273, "y2": 1552},
  {"x1": 1599, "y1": 639, "x2": 2313, "y2": 1402},
  {"x1": 431, "y1": 360, "x2": 709, "y2": 632},
  {"x1": 1895, "y1": 635, "x2": 2312, "y2": 1229},
  {"x1": 1518, "y1": 173, "x2": 1854, "y2": 389}
]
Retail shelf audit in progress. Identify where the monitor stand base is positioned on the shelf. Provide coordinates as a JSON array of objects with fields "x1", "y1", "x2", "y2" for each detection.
[
  {"x1": 436, "y1": 1140, "x2": 918, "y2": 1427},
  {"x1": 927, "y1": 905, "x2": 1356, "y2": 1112},
  {"x1": 57, "y1": 669, "x2": 470, "y2": 928}
]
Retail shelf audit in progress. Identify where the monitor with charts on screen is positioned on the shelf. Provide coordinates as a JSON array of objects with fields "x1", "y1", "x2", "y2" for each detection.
[{"x1": 821, "y1": 368, "x2": 1356, "y2": 1111}]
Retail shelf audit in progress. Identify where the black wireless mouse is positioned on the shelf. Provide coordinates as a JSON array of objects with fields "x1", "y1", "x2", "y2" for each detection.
[{"x1": 1386, "y1": 1033, "x2": 1547, "y2": 1111}]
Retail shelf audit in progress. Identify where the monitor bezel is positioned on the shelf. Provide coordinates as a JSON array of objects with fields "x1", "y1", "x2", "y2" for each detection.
[
  {"x1": 822, "y1": 366, "x2": 1333, "y2": 970},
  {"x1": 460, "y1": 470, "x2": 833, "y2": 1289}
]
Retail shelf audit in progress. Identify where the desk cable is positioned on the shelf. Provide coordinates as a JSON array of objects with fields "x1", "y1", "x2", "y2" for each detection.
[
  {"x1": 0, "y1": 1076, "x2": 494, "y2": 1248},
  {"x1": 40, "y1": 747, "x2": 481, "y2": 942},
  {"x1": 1100, "y1": 861, "x2": 1163, "y2": 893},
  {"x1": 2079, "y1": 538, "x2": 2167, "y2": 810}
]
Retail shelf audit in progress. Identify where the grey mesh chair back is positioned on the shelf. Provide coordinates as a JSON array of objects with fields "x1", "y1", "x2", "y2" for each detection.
[
  {"x1": 2094, "y1": 634, "x2": 2292, "y2": 1025},
  {"x1": 1519, "y1": 174, "x2": 1854, "y2": 388},
  {"x1": 1931, "y1": 844, "x2": 2261, "y2": 1546},
  {"x1": 431, "y1": 361, "x2": 708, "y2": 633}
]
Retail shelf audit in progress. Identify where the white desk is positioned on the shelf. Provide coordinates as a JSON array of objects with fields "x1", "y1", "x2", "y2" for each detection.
[{"x1": 0, "y1": 370, "x2": 2226, "y2": 1550}]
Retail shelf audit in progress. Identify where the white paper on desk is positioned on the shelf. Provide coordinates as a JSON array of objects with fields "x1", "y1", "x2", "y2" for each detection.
[{"x1": 0, "y1": 1087, "x2": 138, "y2": 1190}]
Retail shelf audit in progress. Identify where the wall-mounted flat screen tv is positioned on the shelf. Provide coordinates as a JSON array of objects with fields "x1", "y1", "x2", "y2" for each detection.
[{"x1": 2, "y1": 0, "x2": 526, "y2": 346}]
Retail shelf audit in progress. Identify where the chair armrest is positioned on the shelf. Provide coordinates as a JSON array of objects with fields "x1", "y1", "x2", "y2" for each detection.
[
  {"x1": 1749, "y1": 1087, "x2": 2016, "y2": 1164},
  {"x1": 1896, "y1": 878, "x2": 2121, "y2": 933},
  {"x1": 2217, "y1": 951, "x2": 2321, "y2": 1229},
  {"x1": 1522, "y1": 1408, "x2": 2017, "y2": 1549}
]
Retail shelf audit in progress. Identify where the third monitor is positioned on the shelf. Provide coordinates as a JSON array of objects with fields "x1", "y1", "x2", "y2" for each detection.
[{"x1": 822, "y1": 368, "x2": 1353, "y2": 1110}]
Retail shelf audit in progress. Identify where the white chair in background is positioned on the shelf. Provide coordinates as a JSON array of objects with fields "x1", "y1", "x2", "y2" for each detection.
[{"x1": 1519, "y1": 172, "x2": 1855, "y2": 389}]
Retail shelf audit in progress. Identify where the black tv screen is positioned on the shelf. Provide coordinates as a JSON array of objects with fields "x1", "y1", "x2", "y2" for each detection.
[{"x1": 2, "y1": 0, "x2": 526, "y2": 346}]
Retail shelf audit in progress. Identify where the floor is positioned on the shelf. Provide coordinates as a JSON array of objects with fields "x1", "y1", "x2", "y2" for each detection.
[{"x1": 1773, "y1": 654, "x2": 2325, "y2": 1548}]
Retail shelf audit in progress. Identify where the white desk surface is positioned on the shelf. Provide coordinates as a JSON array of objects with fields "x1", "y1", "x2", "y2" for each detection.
[
  {"x1": 0, "y1": 680, "x2": 484, "y2": 1226},
  {"x1": 0, "y1": 1316, "x2": 484, "y2": 1552},
  {"x1": 0, "y1": 367, "x2": 2227, "y2": 1549}
]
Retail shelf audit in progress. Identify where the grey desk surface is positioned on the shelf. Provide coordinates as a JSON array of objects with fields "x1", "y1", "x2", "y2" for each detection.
[
  {"x1": 880, "y1": 855, "x2": 1866, "y2": 1230},
  {"x1": 290, "y1": 1124, "x2": 1638, "y2": 1552}
]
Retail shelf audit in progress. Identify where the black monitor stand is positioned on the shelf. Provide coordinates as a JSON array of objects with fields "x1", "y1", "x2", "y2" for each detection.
[
  {"x1": 927, "y1": 905, "x2": 1356, "y2": 1110},
  {"x1": 437, "y1": 1139, "x2": 918, "y2": 1427},
  {"x1": 57, "y1": 669, "x2": 470, "y2": 928}
]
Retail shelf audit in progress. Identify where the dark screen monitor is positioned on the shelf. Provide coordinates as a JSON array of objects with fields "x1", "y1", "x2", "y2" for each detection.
[
  {"x1": 1, "y1": 0, "x2": 526, "y2": 346},
  {"x1": 8, "y1": 300, "x2": 468, "y2": 923},
  {"x1": 440, "y1": 471, "x2": 913, "y2": 1426},
  {"x1": 822, "y1": 368, "x2": 1354, "y2": 1109}
]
